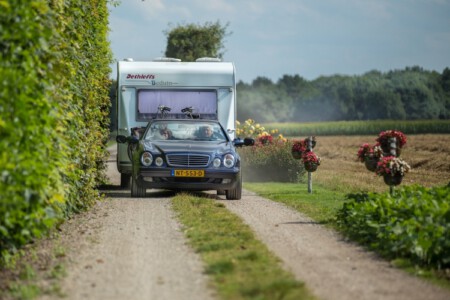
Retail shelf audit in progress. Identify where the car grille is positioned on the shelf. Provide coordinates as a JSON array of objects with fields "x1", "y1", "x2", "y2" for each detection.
[{"x1": 166, "y1": 154, "x2": 210, "y2": 167}]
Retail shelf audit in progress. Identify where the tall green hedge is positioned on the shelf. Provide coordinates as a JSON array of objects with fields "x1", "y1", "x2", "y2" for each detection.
[{"x1": 0, "y1": 0, "x2": 112, "y2": 260}]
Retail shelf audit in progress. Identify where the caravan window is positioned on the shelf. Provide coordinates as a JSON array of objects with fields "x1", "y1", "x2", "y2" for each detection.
[{"x1": 137, "y1": 90, "x2": 217, "y2": 120}]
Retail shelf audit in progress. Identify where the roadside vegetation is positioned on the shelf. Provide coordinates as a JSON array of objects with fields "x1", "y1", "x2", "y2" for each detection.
[
  {"x1": 0, "y1": 0, "x2": 112, "y2": 263},
  {"x1": 237, "y1": 120, "x2": 450, "y2": 288}
]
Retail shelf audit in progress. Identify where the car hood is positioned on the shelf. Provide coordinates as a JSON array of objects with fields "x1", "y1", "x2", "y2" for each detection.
[{"x1": 142, "y1": 140, "x2": 235, "y2": 155}]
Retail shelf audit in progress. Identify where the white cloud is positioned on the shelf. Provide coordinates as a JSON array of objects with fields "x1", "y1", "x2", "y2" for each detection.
[
  {"x1": 193, "y1": 0, "x2": 234, "y2": 12},
  {"x1": 109, "y1": 0, "x2": 450, "y2": 82},
  {"x1": 129, "y1": 0, "x2": 166, "y2": 17}
]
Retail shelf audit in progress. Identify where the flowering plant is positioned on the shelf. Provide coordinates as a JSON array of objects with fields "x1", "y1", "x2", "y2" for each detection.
[
  {"x1": 236, "y1": 119, "x2": 286, "y2": 145},
  {"x1": 302, "y1": 151, "x2": 321, "y2": 165},
  {"x1": 356, "y1": 143, "x2": 383, "y2": 162},
  {"x1": 375, "y1": 156, "x2": 411, "y2": 176},
  {"x1": 258, "y1": 133, "x2": 273, "y2": 145},
  {"x1": 376, "y1": 130, "x2": 407, "y2": 148},
  {"x1": 292, "y1": 140, "x2": 307, "y2": 153},
  {"x1": 291, "y1": 137, "x2": 316, "y2": 153}
]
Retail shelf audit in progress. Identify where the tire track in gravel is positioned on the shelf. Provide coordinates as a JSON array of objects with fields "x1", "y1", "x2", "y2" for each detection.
[
  {"x1": 39, "y1": 147, "x2": 215, "y2": 300},
  {"x1": 218, "y1": 191, "x2": 450, "y2": 300}
]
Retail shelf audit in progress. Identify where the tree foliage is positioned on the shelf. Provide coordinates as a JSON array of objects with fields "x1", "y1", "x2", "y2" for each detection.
[
  {"x1": 0, "y1": 0, "x2": 111, "y2": 258},
  {"x1": 237, "y1": 67, "x2": 450, "y2": 123},
  {"x1": 164, "y1": 21, "x2": 230, "y2": 61}
]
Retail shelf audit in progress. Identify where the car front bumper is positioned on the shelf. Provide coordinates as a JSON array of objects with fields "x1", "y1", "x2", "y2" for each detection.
[{"x1": 135, "y1": 167, "x2": 240, "y2": 191}]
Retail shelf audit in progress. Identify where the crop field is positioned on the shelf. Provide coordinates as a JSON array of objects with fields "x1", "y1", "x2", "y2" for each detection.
[
  {"x1": 309, "y1": 134, "x2": 450, "y2": 193},
  {"x1": 264, "y1": 120, "x2": 450, "y2": 136}
]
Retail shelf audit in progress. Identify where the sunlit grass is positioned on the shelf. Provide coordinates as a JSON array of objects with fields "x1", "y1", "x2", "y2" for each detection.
[
  {"x1": 172, "y1": 193, "x2": 317, "y2": 300},
  {"x1": 243, "y1": 182, "x2": 346, "y2": 224}
]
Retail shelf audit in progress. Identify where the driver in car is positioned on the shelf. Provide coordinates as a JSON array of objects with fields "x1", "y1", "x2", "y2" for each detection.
[{"x1": 197, "y1": 125, "x2": 223, "y2": 140}]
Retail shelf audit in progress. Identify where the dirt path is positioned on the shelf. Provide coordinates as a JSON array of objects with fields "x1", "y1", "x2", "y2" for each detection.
[
  {"x1": 39, "y1": 146, "x2": 450, "y2": 300},
  {"x1": 39, "y1": 148, "x2": 215, "y2": 300},
  {"x1": 219, "y1": 193, "x2": 450, "y2": 300}
]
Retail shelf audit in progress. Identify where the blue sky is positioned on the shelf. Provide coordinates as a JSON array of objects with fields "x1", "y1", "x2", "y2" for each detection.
[{"x1": 108, "y1": 0, "x2": 450, "y2": 83}]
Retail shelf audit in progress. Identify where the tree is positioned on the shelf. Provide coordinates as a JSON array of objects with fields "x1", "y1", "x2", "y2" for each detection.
[{"x1": 164, "y1": 21, "x2": 230, "y2": 61}]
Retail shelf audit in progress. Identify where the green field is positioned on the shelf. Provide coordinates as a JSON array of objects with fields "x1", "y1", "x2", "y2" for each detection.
[{"x1": 262, "y1": 119, "x2": 450, "y2": 136}]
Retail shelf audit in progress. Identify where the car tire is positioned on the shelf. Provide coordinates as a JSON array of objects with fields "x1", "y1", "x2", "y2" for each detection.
[
  {"x1": 131, "y1": 176, "x2": 146, "y2": 197},
  {"x1": 120, "y1": 173, "x2": 131, "y2": 189},
  {"x1": 226, "y1": 172, "x2": 242, "y2": 200}
]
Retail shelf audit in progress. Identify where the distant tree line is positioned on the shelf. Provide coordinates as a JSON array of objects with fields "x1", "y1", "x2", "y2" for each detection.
[{"x1": 237, "y1": 66, "x2": 450, "y2": 123}]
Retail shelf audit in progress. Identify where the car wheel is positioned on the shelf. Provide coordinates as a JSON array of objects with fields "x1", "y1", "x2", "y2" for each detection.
[
  {"x1": 226, "y1": 172, "x2": 242, "y2": 200},
  {"x1": 131, "y1": 176, "x2": 146, "y2": 197},
  {"x1": 120, "y1": 173, "x2": 131, "y2": 189}
]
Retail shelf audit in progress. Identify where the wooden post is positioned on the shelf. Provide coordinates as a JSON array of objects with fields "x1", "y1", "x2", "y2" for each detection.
[
  {"x1": 307, "y1": 136, "x2": 313, "y2": 194},
  {"x1": 388, "y1": 137, "x2": 397, "y2": 194}
]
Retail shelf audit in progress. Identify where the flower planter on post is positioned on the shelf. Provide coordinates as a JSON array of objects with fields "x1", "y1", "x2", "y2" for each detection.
[
  {"x1": 364, "y1": 156, "x2": 379, "y2": 172},
  {"x1": 383, "y1": 173, "x2": 403, "y2": 186},
  {"x1": 301, "y1": 137, "x2": 320, "y2": 194},
  {"x1": 377, "y1": 130, "x2": 406, "y2": 157},
  {"x1": 357, "y1": 130, "x2": 410, "y2": 194},
  {"x1": 291, "y1": 137, "x2": 315, "y2": 160},
  {"x1": 304, "y1": 161, "x2": 319, "y2": 172},
  {"x1": 375, "y1": 156, "x2": 411, "y2": 194},
  {"x1": 291, "y1": 137, "x2": 320, "y2": 193},
  {"x1": 357, "y1": 143, "x2": 382, "y2": 172}
]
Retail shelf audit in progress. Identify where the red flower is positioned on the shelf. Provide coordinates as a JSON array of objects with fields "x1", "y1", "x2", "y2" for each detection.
[
  {"x1": 376, "y1": 130, "x2": 407, "y2": 147},
  {"x1": 375, "y1": 156, "x2": 411, "y2": 176},
  {"x1": 357, "y1": 143, "x2": 383, "y2": 162},
  {"x1": 258, "y1": 134, "x2": 273, "y2": 145},
  {"x1": 302, "y1": 151, "x2": 321, "y2": 165}
]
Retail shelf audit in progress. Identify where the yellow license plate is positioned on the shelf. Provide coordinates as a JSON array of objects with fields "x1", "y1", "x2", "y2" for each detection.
[{"x1": 172, "y1": 169, "x2": 205, "y2": 177}]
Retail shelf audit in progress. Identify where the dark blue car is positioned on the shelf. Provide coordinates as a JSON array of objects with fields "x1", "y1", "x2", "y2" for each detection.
[{"x1": 116, "y1": 119, "x2": 254, "y2": 199}]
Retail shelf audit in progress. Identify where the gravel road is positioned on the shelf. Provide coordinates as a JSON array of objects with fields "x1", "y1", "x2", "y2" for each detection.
[
  {"x1": 220, "y1": 192, "x2": 450, "y2": 300},
  {"x1": 40, "y1": 147, "x2": 450, "y2": 300}
]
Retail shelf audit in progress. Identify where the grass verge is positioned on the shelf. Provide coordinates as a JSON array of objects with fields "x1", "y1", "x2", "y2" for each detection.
[
  {"x1": 243, "y1": 182, "x2": 450, "y2": 290},
  {"x1": 244, "y1": 182, "x2": 347, "y2": 225},
  {"x1": 172, "y1": 193, "x2": 317, "y2": 300}
]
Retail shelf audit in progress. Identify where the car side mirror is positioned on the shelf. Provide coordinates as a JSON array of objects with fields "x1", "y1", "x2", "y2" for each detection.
[
  {"x1": 243, "y1": 137, "x2": 255, "y2": 146},
  {"x1": 116, "y1": 135, "x2": 128, "y2": 143},
  {"x1": 233, "y1": 137, "x2": 255, "y2": 147},
  {"x1": 116, "y1": 135, "x2": 139, "y2": 144}
]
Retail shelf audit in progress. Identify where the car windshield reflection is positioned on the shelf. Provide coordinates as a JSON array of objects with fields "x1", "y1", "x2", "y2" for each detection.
[{"x1": 144, "y1": 120, "x2": 228, "y2": 142}]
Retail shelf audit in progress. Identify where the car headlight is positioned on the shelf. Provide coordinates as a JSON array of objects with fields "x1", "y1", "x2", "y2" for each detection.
[
  {"x1": 155, "y1": 156, "x2": 164, "y2": 167},
  {"x1": 223, "y1": 154, "x2": 235, "y2": 168},
  {"x1": 141, "y1": 152, "x2": 153, "y2": 166},
  {"x1": 213, "y1": 158, "x2": 221, "y2": 168}
]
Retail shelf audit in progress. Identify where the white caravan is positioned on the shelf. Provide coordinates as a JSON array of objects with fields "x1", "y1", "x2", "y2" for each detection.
[{"x1": 115, "y1": 58, "x2": 237, "y2": 187}]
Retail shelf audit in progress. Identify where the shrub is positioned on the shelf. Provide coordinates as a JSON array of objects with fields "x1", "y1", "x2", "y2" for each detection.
[
  {"x1": 0, "y1": 0, "x2": 112, "y2": 259},
  {"x1": 239, "y1": 140, "x2": 305, "y2": 182},
  {"x1": 236, "y1": 119, "x2": 306, "y2": 182},
  {"x1": 336, "y1": 185, "x2": 450, "y2": 269}
]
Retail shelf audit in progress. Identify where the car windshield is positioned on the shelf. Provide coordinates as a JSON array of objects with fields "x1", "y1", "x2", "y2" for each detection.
[{"x1": 144, "y1": 120, "x2": 228, "y2": 142}]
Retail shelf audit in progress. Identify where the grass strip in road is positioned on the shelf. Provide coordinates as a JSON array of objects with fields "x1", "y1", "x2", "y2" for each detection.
[{"x1": 172, "y1": 193, "x2": 317, "y2": 300}]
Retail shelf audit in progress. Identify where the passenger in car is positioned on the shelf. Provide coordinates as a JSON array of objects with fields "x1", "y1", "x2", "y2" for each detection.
[{"x1": 159, "y1": 129, "x2": 173, "y2": 140}]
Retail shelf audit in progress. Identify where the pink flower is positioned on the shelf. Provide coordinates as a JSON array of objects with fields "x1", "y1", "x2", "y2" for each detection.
[{"x1": 376, "y1": 130, "x2": 407, "y2": 147}]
